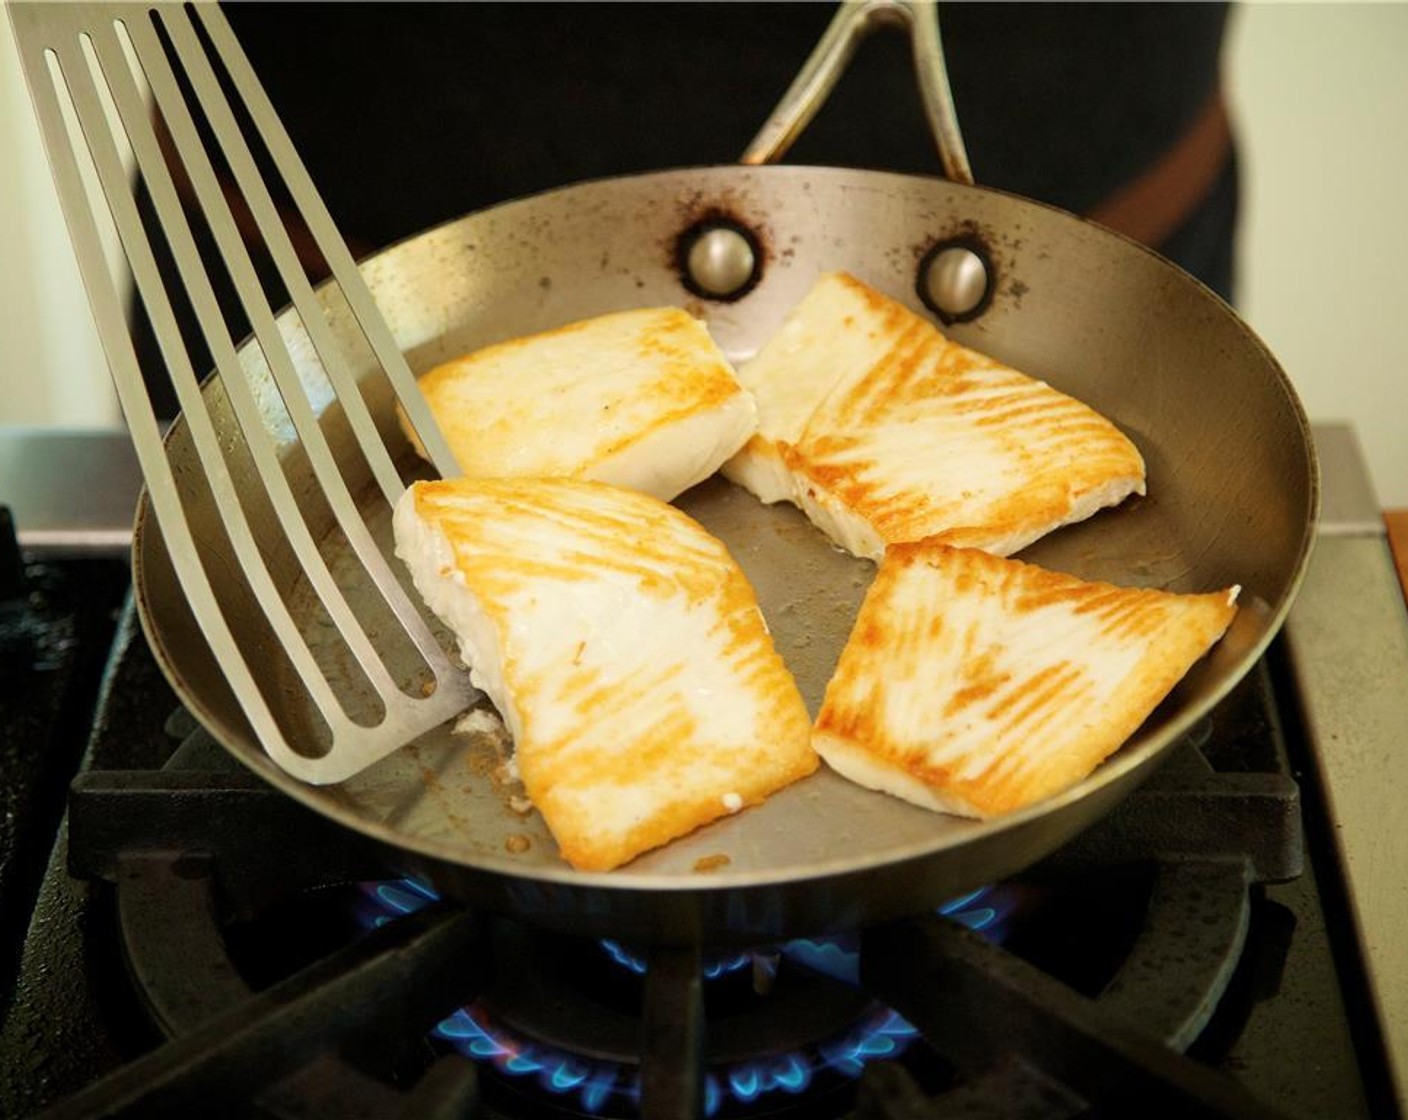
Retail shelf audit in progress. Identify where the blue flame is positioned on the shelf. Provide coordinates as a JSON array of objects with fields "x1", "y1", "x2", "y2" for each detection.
[
  {"x1": 433, "y1": 1006, "x2": 629, "y2": 1108},
  {"x1": 354, "y1": 879, "x2": 1018, "y2": 1116},
  {"x1": 599, "y1": 938, "x2": 754, "y2": 980},
  {"x1": 582, "y1": 1068, "x2": 616, "y2": 1114},
  {"x1": 375, "y1": 878, "x2": 437, "y2": 913},
  {"x1": 353, "y1": 878, "x2": 438, "y2": 931},
  {"x1": 427, "y1": 999, "x2": 897, "y2": 1115},
  {"x1": 599, "y1": 938, "x2": 647, "y2": 975},
  {"x1": 939, "y1": 883, "x2": 1022, "y2": 938},
  {"x1": 818, "y1": 1008, "x2": 918, "y2": 1077},
  {"x1": 783, "y1": 935, "x2": 861, "y2": 985},
  {"x1": 726, "y1": 1050, "x2": 813, "y2": 1101},
  {"x1": 704, "y1": 1075, "x2": 722, "y2": 1115}
]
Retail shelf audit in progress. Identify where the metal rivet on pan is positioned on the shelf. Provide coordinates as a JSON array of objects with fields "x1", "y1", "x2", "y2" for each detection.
[
  {"x1": 680, "y1": 222, "x2": 760, "y2": 300},
  {"x1": 918, "y1": 241, "x2": 993, "y2": 324}
]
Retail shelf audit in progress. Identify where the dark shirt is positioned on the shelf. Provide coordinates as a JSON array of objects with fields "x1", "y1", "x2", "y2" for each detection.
[{"x1": 221, "y1": 2, "x2": 1234, "y2": 294}]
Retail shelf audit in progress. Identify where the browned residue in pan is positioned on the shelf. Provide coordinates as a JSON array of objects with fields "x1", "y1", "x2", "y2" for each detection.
[
  {"x1": 453, "y1": 708, "x2": 536, "y2": 818},
  {"x1": 693, "y1": 853, "x2": 732, "y2": 873}
]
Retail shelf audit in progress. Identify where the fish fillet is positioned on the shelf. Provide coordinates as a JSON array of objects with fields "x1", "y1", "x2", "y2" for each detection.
[
  {"x1": 393, "y1": 476, "x2": 817, "y2": 871},
  {"x1": 400, "y1": 307, "x2": 758, "y2": 502},
  {"x1": 814, "y1": 541, "x2": 1238, "y2": 818},
  {"x1": 721, "y1": 273, "x2": 1146, "y2": 560}
]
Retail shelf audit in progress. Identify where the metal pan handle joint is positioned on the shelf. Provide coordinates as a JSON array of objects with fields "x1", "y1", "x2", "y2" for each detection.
[{"x1": 741, "y1": 0, "x2": 972, "y2": 186}]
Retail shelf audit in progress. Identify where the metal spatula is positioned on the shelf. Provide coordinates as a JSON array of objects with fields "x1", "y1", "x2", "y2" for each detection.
[{"x1": 9, "y1": 2, "x2": 475, "y2": 783}]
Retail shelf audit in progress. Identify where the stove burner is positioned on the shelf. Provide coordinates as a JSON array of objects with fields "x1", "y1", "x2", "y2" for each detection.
[
  {"x1": 353, "y1": 877, "x2": 1017, "y2": 1116},
  {"x1": 11, "y1": 635, "x2": 1326, "y2": 1120}
]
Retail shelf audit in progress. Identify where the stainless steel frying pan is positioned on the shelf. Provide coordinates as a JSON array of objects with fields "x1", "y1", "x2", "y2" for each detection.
[{"x1": 131, "y1": 3, "x2": 1317, "y2": 945}]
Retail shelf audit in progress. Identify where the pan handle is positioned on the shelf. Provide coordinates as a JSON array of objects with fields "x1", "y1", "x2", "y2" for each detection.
[{"x1": 741, "y1": 0, "x2": 973, "y2": 186}]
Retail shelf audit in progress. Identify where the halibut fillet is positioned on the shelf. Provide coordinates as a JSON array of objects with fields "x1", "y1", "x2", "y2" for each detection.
[
  {"x1": 814, "y1": 541, "x2": 1239, "y2": 818},
  {"x1": 393, "y1": 476, "x2": 817, "y2": 871},
  {"x1": 400, "y1": 307, "x2": 757, "y2": 502},
  {"x1": 721, "y1": 273, "x2": 1146, "y2": 560}
]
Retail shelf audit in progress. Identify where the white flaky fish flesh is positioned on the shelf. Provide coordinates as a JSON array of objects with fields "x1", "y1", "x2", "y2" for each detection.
[
  {"x1": 721, "y1": 272, "x2": 1146, "y2": 560},
  {"x1": 393, "y1": 476, "x2": 817, "y2": 871},
  {"x1": 813, "y1": 540, "x2": 1238, "y2": 818},
  {"x1": 400, "y1": 307, "x2": 757, "y2": 502}
]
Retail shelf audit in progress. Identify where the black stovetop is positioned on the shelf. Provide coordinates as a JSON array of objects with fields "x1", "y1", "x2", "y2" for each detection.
[{"x1": 0, "y1": 544, "x2": 1390, "y2": 1119}]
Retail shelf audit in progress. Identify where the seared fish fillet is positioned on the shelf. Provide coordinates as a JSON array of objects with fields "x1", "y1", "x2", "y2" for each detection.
[
  {"x1": 814, "y1": 542, "x2": 1238, "y2": 818},
  {"x1": 400, "y1": 308, "x2": 757, "y2": 502},
  {"x1": 721, "y1": 273, "x2": 1146, "y2": 560},
  {"x1": 393, "y1": 476, "x2": 817, "y2": 871}
]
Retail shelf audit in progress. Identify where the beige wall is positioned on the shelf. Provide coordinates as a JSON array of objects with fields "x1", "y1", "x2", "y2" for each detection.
[
  {"x1": 1228, "y1": 1, "x2": 1408, "y2": 507},
  {"x1": 2, "y1": 3, "x2": 1405, "y2": 502},
  {"x1": 0, "y1": 5, "x2": 119, "y2": 428}
]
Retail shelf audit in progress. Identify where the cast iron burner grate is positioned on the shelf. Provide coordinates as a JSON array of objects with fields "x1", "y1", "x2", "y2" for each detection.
[{"x1": 29, "y1": 658, "x2": 1305, "y2": 1120}]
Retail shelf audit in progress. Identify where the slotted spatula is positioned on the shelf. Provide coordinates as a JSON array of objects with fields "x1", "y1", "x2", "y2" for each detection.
[{"x1": 9, "y1": 1, "x2": 476, "y2": 783}]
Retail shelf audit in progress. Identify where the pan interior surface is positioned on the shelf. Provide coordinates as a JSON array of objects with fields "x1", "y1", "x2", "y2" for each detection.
[{"x1": 132, "y1": 166, "x2": 1316, "y2": 906}]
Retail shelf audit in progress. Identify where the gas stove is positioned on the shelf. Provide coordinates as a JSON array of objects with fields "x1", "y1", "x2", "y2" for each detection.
[{"x1": 0, "y1": 422, "x2": 1403, "y2": 1120}]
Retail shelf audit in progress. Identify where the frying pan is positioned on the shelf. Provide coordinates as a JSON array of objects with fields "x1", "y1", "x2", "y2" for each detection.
[{"x1": 130, "y1": 3, "x2": 1317, "y2": 946}]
